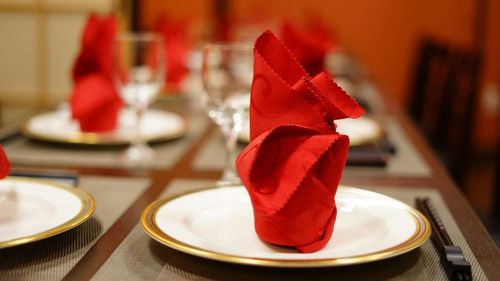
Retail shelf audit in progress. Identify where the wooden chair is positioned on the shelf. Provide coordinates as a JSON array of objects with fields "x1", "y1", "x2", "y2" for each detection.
[{"x1": 408, "y1": 39, "x2": 481, "y2": 187}]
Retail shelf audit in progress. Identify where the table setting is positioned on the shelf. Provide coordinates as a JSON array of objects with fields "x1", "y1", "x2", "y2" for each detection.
[
  {"x1": 93, "y1": 179, "x2": 484, "y2": 281},
  {"x1": 38, "y1": 23, "x2": 184, "y2": 148},
  {"x1": 0, "y1": 13, "x2": 497, "y2": 281},
  {"x1": 141, "y1": 184, "x2": 430, "y2": 266},
  {"x1": 1, "y1": 15, "x2": 206, "y2": 170}
]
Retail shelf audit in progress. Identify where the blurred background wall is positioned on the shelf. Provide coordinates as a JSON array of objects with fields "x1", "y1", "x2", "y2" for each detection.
[
  {"x1": 137, "y1": 0, "x2": 499, "y2": 153},
  {"x1": 0, "y1": 0, "x2": 498, "y2": 151}
]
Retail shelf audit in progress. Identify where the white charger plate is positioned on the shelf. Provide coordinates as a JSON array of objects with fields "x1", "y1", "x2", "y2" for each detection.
[
  {"x1": 238, "y1": 117, "x2": 383, "y2": 146},
  {"x1": 142, "y1": 185, "x2": 430, "y2": 267},
  {"x1": 22, "y1": 108, "x2": 186, "y2": 145},
  {"x1": 0, "y1": 177, "x2": 95, "y2": 249}
]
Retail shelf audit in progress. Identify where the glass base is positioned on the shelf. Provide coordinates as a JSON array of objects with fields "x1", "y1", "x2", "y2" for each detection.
[
  {"x1": 121, "y1": 143, "x2": 155, "y2": 167},
  {"x1": 216, "y1": 169, "x2": 241, "y2": 187}
]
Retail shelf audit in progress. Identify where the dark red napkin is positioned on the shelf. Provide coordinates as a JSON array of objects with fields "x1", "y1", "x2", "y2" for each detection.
[
  {"x1": 70, "y1": 14, "x2": 123, "y2": 132},
  {"x1": 155, "y1": 17, "x2": 190, "y2": 91},
  {"x1": 281, "y1": 21, "x2": 335, "y2": 76},
  {"x1": 0, "y1": 145, "x2": 10, "y2": 178},
  {"x1": 236, "y1": 30, "x2": 363, "y2": 253}
]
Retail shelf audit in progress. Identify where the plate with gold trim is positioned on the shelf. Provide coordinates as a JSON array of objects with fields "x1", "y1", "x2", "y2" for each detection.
[
  {"x1": 22, "y1": 108, "x2": 186, "y2": 145},
  {"x1": 0, "y1": 177, "x2": 95, "y2": 249},
  {"x1": 238, "y1": 117, "x2": 383, "y2": 146},
  {"x1": 141, "y1": 185, "x2": 430, "y2": 267}
]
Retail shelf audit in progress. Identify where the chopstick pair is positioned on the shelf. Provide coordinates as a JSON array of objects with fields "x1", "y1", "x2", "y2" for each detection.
[
  {"x1": 10, "y1": 168, "x2": 79, "y2": 187},
  {"x1": 346, "y1": 150, "x2": 388, "y2": 166},
  {"x1": 415, "y1": 197, "x2": 472, "y2": 281},
  {"x1": 346, "y1": 137, "x2": 396, "y2": 167}
]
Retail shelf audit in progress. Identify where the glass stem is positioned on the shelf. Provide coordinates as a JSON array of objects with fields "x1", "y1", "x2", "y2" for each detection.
[
  {"x1": 133, "y1": 106, "x2": 145, "y2": 147},
  {"x1": 221, "y1": 119, "x2": 239, "y2": 182}
]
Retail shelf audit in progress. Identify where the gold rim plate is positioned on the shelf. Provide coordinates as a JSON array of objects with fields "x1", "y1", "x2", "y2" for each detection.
[
  {"x1": 141, "y1": 185, "x2": 430, "y2": 267},
  {"x1": 21, "y1": 109, "x2": 186, "y2": 146},
  {"x1": 336, "y1": 117, "x2": 384, "y2": 146},
  {"x1": 238, "y1": 117, "x2": 384, "y2": 146},
  {"x1": 0, "y1": 176, "x2": 96, "y2": 249}
]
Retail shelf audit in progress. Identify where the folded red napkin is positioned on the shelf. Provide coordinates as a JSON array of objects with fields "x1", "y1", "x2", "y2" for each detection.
[
  {"x1": 236, "y1": 30, "x2": 363, "y2": 253},
  {"x1": 70, "y1": 14, "x2": 123, "y2": 132},
  {"x1": 0, "y1": 145, "x2": 10, "y2": 178},
  {"x1": 155, "y1": 18, "x2": 190, "y2": 91},
  {"x1": 281, "y1": 21, "x2": 335, "y2": 76}
]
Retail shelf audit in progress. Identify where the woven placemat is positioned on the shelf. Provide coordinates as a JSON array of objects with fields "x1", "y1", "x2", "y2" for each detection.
[
  {"x1": 2, "y1": 114, "x2": 208, "y2": 170},
  {"x1": 192, "y1": 118, "x2": 431, "y2": 178},
  {"x1": 93, "y1": 179, "x2": 486, "y2": 281},
  {"x1": 0, "y1": 175, "x2": 150, "y2": 281},
  {"x1": 343, "y1": 118, "x2": 431, "y2": 177}
]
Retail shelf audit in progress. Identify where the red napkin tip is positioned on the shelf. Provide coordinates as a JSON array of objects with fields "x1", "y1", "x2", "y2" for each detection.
[
  {"x1": 0, "y1": 145, "x2": 11, "y2": 179},
  {"x1": 70, "y1": 74, "x2": 123, "y2": 132},
  {"x1": 155, "y1": 17, "x2": 190, "y2": 88},
  {"x1": 70, "y1": 15, "x2": 123, "y2": 132},
  {"x1": 281, "y1": 21, "x2": 335, "y2": 76}
]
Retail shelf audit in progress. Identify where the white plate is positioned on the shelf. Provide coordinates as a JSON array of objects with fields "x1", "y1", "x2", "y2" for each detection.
[
  {"x1": 142, "y1": 185, "x2": 430, "y2": 267},
  {"x1": 238, "y1": 117, "x2": 382, "y2": 146},
  {"x1": 0, "y1": 177, "x2": 95, "y2": 249},
  {"x1": 22, "y1": 108, "x2": 186, "y2": 145},
  {"x1": 335, "y1": 117, "x2": 383, "y2": 145}
]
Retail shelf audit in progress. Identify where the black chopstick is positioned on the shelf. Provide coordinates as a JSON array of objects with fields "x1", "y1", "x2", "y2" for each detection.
[
  {"x1": 379, "y1": 137, "x2": 397, "y2": 154},
  {"x1": 415, "y1": 197, "x2": 472, "y2": 281},
  {"x1": 346, "y1": 150, "x2": 388, "y2": 166},
  {"x1": 10, "y1": 168, "x2": 79, "y2": 187}
]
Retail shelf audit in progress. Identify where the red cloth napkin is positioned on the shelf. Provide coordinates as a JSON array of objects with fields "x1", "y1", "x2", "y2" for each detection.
[
  {"x1": 70, "y1": 14, "x2": 123, "y2": 132},
  {"x1": 155, "y1": 18, "x2": 190, "y2": 91},
  {"x1": 0, "y1": 145, "x2": 10, "y2": 178},
  {"x1": 236, "y1": 30, "x2": 364, "y2": 253},
  {"x1": 281, "y1": 21, "x2": 335, "y2": 76}
]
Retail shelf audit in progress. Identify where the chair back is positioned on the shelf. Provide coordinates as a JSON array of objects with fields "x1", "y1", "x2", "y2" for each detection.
[{"x1": 408, "y1": 39, "x2": 481, "y2": 186}]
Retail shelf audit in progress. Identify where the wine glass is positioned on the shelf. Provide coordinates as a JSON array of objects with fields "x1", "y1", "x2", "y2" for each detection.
[
  {"x1": 113, "y1": 33, "x2": 165, "y2": 165},
  {"x1": 201, "y1": 43, "x2": 253, "y2": 185}
]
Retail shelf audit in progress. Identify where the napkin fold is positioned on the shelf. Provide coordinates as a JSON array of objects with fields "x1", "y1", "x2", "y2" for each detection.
[
  {"x1": 281, "y1": 21, "x2": 335, "y2": 76},
  {"x1": 155, "y1": 17, "x2": 190, "y2": 91},
  {"x1": 236, "y1": 30, "x2": 363, "y2": 253},
  {"x1": 0, "y1": 145, "x2": 10, "y2": 178},
  {"x1": 70, "y1": 14, "x2": 123, "y2": 132}
]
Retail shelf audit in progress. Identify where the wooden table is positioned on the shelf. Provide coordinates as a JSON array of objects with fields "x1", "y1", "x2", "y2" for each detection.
[{"x1": 1, "y1": 96, "x2": 499, "y2": 280}]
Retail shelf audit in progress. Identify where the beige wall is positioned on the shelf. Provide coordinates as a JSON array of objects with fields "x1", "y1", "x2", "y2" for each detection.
[{"x1": 0, "y1": 0, "x2": 115, "y2": 108}]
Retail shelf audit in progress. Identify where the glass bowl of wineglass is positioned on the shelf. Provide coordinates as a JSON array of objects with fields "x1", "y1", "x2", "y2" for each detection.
[
  {"x1": 201, "y1": 42, "x2": 253, "y2": 185},
  {"x1": 113, "y1": 33, "x2": 165, "y2": 166}
]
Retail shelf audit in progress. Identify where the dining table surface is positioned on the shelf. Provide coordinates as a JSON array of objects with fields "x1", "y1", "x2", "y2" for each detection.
[{"x1": 0, "y1": 82, "x2": 499, "y2": 281}]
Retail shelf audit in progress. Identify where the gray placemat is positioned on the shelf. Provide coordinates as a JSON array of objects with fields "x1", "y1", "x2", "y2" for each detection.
[
  {"x1": 0, "y1": 175, "x2": 151, "y2": 281},
  {"x1": 92, "y1": 179, "x2": 216, "y2": 281},
  {"x1": 3, "y1": 114, "x2": 208, "y2": 170},
  {"x1": 93, "y1": 179, "x2": 486, "y2": 281},
  {"x1": 192, "y1": 118, "x2": 431, "y2": 178},
  {"x1": 343, "y1": 118, "x2": 431, "y2": 177}
]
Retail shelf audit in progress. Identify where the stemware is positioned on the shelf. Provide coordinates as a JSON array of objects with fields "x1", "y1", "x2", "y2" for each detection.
[
  {"x1": 201, "y1": 43, "x2": 253, "y2": 184},
  {"x1": 113, "y1": 33, "x2": 165, "y2": 165}
]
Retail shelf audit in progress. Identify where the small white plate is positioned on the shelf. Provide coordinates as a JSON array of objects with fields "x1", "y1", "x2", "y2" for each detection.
[
  {"x1": 142, "y1": 185, "x2": 430, "y2": 267},
  {"x1": 335, "y1": 117, "x2": 383, "y2": 145},
  {"x1": 0, "y1": 177, "x2": 95, "y2": 249},
  {"x1": 238, "y1": 117, "x2": 383, "y2": 146},
  {"x1": 22, "y1": 108, "x2": 186, "y2": 145}
]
